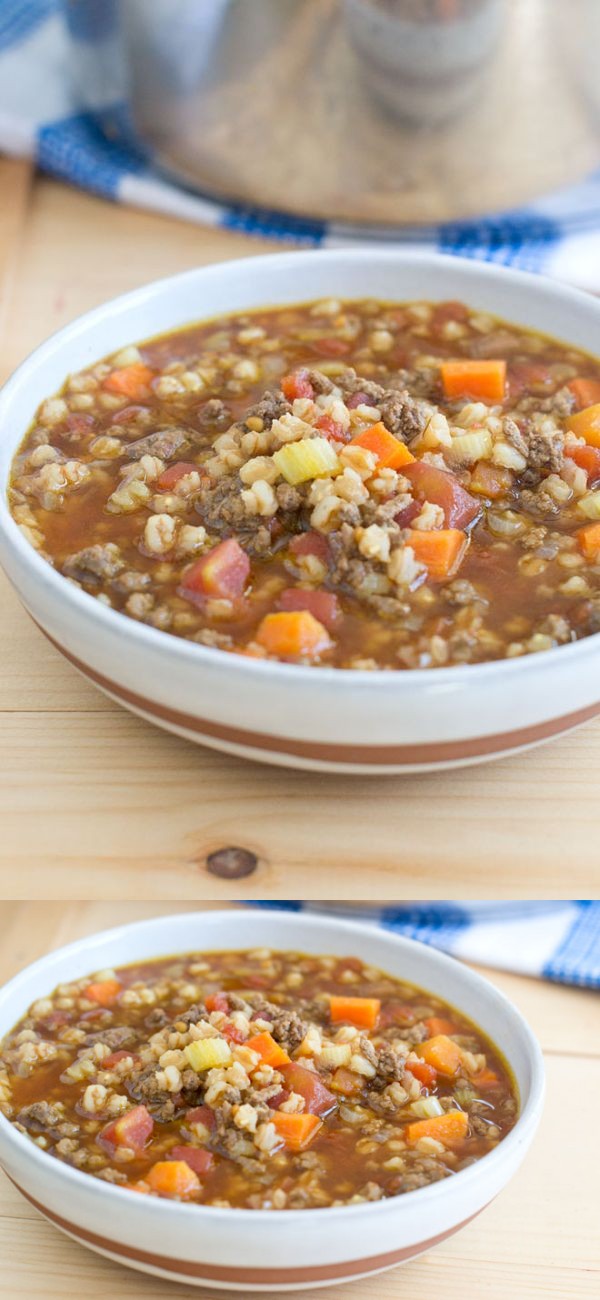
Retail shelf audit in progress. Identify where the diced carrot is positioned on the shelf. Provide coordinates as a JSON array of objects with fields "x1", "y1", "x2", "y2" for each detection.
[
  {"x1": 424, "y1": 1017, "x2": 458, "y2": 1037},
  {"x1": 405, "y1": 1059, "x2": 437, "y2": 1089},
  {"x1": 329, "y1": 995, "x2": 381, "y2": 1030},
  {"x1": 83, "y1": 979, "x2": 121, "y2": 1008},
  {"x1": 329, "y1": 1067, "x2": 363, "y2": 1095},
  {"x1": 271, "y1": 1111, "x2": 323, "y2": 1152},
  {"x1": 567, "y1": 402, "x2": 600, "y2": 449},
  {"x1": 405, "y1": 1109, "x2": 469, "y2": 1147},
  {"x1": 245, "y1": 1031, "x2": 291, "y2": 1069},
  {"x1": 469, "y1": 461, "x2": 514, "y2": 499},
  {"x1": 576, "y1": 522, "x2": 600, "y2": 561},
  {"x1": 418, "y1": 1035, "x2": 463, "y2": 1077},
  {"x1": 99, "y1": 1105, "x2": 153, "y2": 1153},
  {"x1": 145, "y1": 1160, "x2": 200, "y2": 1199},
  {"x1": 470, "y1": 1068, "x2": 501, "y2": 1091},
  {"x1": 281, "y1": 369, "x2": 314, "y2": 401},
  {"x1": 441, "y1": 359, "x2": 506, "y2": 402},
  {"x1": 277, "y1": 587, "x2": 341, "y2": 631},
  {"x1": 565, "y1": 443, "x2": 600, "y2": 483},
  {"x1": 181, "y1": 539, "x2": 250, "y2": 603},
  {"x1": 349, "y1": 422, "x2": 415, "y2": 470},
  {"x1": 157, "y1": 461, "x2": 202, "y2": 491},
  {"x1": 568, "y1": 378, "x2": 600, "y2": 410},
  {"x1": 168, "y1": 1145, "x2": 215, "y2": 1174},
  {"x1": 103, "y1": 362, "x2": 155, "y2": 399},
  {"x1": 407, "y1": 528, "x2": 468, "y2": 580},
  {"x1": 255, "y1": 610, "x2": 332, "y2": 659}
]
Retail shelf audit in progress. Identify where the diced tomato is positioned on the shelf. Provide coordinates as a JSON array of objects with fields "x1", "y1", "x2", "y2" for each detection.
[
  {"x1": 281, "y1": 1063, "x2": 337, "y2": 1117},
  {"x1": 167, "y1": 1145, "x2": 214, "y2": 1175},
  {"x1": 346, "y1": 391, "x2": 372, "y2": 410},
  {"x1": 99, "y1": 1105, "x2": 153, "y2": 1154},
  {"x1": 405, "y1": 1059, "x2": 437, "y2": 1088},
  {"x1": 379, "y1": 1001, "x2": 416, "y2": 1029},
  {"x1": 432, "y1": 301, "x2": 470, "y2": 337},
  {"x1": 39, "y1": 1010, "x2": 70, "y2": 1033},
  {"x1": 185, "y1": 1106, "x2": 216, "y2": 1132},
  {"x1": 222, "y1": 1022, "x2": 246, "y2": 1044},
  {"x1": 277, "y1": 587, "x2": 341, "y2": 631},
  {"x1": 157, "y1": 461, "x2": 202, "y2": 491},
  {"x1": 394, "y1": 500, "x2": 422, "y2": 529},
  {"x1": 281, "y1": 369, "x2": 314, "y2": 401},
  {"x1": 336, "y1": 956, "x2": 363, "y2": 972},
  {"x1": 205, "y1": 992, "x2": 229, "y2": 1014},
  {"x1": 112, "y1": 404, "x2": 148, "y2": 425},
  {"x1": 315, "y1": 337, "x2": 351, "y2": 357},
  {"x1": 244, "y1": 973, "x2": 269, "y2": 990},
  {"x1": 403, "y1": 460, "x2": 480, "y2": 529},
  {"x1": 65, "y1": 413, "x2": 95, "y2": 433},
  {"x1": 102, "y1": 1049, "x2": 137, "y2": 1069},
  {"x1": 507, "y1": 362, "x2": 555, "y2": 399},
  {"x1": 316, "y1": 414, "x2": 350, "y2": 443},
  {"x1": 181, "y1": 539, "x2": 250, "y2": 604},
  {"x1": 289, "y1": 532, "x2": 331, "y2": 565},
  {"x1": 267, "y1": 1089, "x2": 291, "y2": 1110},
  {"x1": 565, "y1": 442, "x2": 600, "y2": 484}
]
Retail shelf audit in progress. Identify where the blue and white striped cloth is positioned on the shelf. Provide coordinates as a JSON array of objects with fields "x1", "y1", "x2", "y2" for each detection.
[
  {"x1": 3, "y1": 1, "x2": 600, "y2": 289},
  {"x1": 251, "y1": 903, "x2": 600, "y2": 990}
]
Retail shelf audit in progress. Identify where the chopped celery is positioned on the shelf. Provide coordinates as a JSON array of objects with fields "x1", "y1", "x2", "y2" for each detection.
[
  {"x1": 184, "y1": 1037, "x2": 232, "y2": 1072},
  {"x1": 273, "y1": 437, "x2": 340, "y2": 485}
]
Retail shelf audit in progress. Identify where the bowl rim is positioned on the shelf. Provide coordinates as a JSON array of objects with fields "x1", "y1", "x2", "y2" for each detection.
[
  {"x1": 0, "y1": 906, "x2": 545, "y2": 1226},
  {"x1": 1, "y1": 245, "x2": 598, "y2": 688}
]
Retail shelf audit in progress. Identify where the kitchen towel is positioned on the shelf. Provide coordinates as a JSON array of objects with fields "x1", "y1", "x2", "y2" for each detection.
[
  {"x1": 251, "y1": 902, "x2": 600, "y2": 989},
  {"x1": 2, "y1": 0, "x2": 600, "y2": 289}
]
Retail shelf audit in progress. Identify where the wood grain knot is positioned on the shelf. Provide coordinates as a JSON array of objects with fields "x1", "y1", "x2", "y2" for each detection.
[{"x1": 205, "y1": 847, "x2": 258, "y2": 879}]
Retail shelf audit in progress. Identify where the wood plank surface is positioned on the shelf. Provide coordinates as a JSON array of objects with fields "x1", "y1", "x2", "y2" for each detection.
[
  {"x1": 0, "y1": 172, "x2": 600, "y2": 897},
  {"x1": 0, "y1": 902, "x2": 598, "y2": 1299}
]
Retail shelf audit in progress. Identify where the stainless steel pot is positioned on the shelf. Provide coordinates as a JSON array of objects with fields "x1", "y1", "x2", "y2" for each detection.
[{"x1": 65, "y1": 0, "x2": 600, "y2": 227}]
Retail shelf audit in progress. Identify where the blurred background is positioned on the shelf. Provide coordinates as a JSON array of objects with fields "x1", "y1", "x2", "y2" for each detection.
[{"x1": 2, "y1": 1, "x2": 600, "y2": 281}]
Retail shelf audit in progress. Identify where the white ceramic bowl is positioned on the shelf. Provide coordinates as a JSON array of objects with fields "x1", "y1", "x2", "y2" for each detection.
[
  {"x1": 1, "y1": 249, "x2": 600, "y2": 774},
  {"x1": 0, "y1": 908, "x2": 544, "y2": 1291}
]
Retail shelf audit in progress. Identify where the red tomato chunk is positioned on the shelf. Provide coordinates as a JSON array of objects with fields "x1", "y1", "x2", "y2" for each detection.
[
  {"x1": 403, "y1": 461, "x2": 480, "y2": 529},
  {"x1": 100, "y1": 1105, "x2": 154, "y2": 1153},
  {"x1": 281, "y1": 1062, "x2": 337, "y2": 1117},
  {"x1": 168, "y1": 1146, "x2": 215, "y2": 1175},
  {"x1": 181, "y1": 539, "x2": 250, "y2": 603},
  {"x1": 277, "y1": 587, "x2": 341, "y2": 630}
]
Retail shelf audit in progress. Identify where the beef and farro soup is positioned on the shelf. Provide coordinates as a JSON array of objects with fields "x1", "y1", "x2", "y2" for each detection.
[
  {"x1": 0, "y1": 948, "x2": 517, "y2": 1210},
  {"x1": 11, "y1": 295, "x2": 600, "y2": 669}
]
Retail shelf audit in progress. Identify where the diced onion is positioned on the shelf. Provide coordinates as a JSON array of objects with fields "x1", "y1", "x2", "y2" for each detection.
[
  {"x1": 486, "y1": 509, "x2": 527, "y2": 538},
  {"x1": 317, "y1": 1043, "x2": 352, "y2": 1069},
  {"x1": 447, "y1": 429, "x2": 493, "y2": 466},
  {"x1": 409, "y1": 1096, "x2": 444, "y2": 1120}
]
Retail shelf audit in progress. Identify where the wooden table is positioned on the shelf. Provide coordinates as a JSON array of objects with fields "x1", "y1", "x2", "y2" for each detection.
[
  {"x1": 0, "y1": 901, "x2": 598, "y2": 1299},
  {"x1": 2, "y1": 159, "x2": 600, "y2": 899}
]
